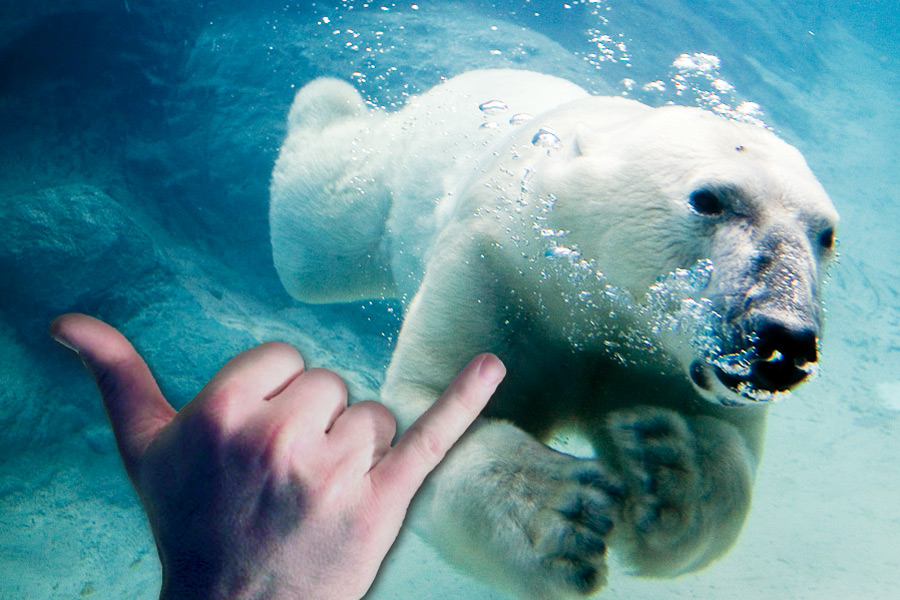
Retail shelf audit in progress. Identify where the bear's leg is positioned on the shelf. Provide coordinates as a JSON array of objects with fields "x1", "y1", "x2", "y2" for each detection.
[
  {"x1": 606, "y1": 407, "x2": 756, "y2": 576},
  {"x1": 270, "y1": 78, "x2": 397, "y2": 303},
  {"x1": 382, "y1": 243, "x2": 623, "y2": 599}
]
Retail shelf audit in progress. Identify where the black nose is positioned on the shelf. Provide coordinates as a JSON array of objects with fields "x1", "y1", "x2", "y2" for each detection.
[
  {"x1": 750, "y1": 320, "x2": 818, "y2": 391},
  {"x1": 755, "y1": 321, "x2": 818, "y2": 364}
]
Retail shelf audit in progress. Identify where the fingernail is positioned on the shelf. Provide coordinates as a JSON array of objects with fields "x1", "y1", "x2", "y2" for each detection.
[
  {"x1": 478, "y1": 354, "x2": 506, "y2": 385},
  {"x1": 53, "y1": 337, "x2": 79, "y2": 353},
  {"x1": 49, "y1": 320, "x2": 79, "y2": 354}
]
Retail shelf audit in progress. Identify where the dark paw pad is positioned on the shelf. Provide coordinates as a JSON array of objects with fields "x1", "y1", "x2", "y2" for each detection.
[
  {"x1": 574, "y1": 468, "x2": 627, "y2": 500},
  {"x1": 540, "y1": 555, "x2": 603, "y2": 596}
]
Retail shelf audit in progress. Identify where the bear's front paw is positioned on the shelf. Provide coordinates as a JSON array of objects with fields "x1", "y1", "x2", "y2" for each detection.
[
  {"x1": 608, "y1": 407, "x2": 702, "y2": 552},
  {"x1": 498, "y1": 449, "x2": 624, "y2": 597}
]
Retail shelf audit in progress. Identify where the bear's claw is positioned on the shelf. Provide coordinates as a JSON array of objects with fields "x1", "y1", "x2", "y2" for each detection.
[{"x1": 539, "y1": 555, "x2": 601, "y2": 596}]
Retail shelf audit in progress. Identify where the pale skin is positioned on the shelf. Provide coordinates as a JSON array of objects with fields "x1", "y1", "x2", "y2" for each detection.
[{"x1": 50, "y1": 313, "x2": 506, "y2": 600}]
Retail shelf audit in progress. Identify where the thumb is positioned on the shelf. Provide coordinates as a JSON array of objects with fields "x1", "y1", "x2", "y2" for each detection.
[{"x1": 50, "y1": 313, "x2": 176, "y2": 477}]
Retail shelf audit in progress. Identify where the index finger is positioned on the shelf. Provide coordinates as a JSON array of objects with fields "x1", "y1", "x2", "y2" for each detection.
[{"x1": 371, "y1": 353, "x2": 505, "y2": 499}]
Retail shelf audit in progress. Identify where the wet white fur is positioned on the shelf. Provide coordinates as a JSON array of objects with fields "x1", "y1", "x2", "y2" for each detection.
[{"x1": 270, "y1": 70, "x2": 837, "y2": 599}]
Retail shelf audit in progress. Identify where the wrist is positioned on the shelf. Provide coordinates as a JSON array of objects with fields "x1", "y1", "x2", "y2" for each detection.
[{"x1": 158, "y1": 557, "x2": 301, "y2": 600}]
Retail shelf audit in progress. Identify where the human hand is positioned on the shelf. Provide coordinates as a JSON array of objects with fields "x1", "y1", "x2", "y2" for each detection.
[{"x1": 50, "y1": 313, "x2": 505, "y2": 600}]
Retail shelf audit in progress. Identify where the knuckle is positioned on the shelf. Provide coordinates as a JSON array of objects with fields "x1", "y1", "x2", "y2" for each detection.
[
  {"x1": 194, "y1": 382, "x2": 245, "y2": 437},
  {"x1": 364, "y1": 401, "x2": 398, "y2": 440},
  {"x1": 337, "y1": 401, "x2": 397, "y2": 450},
  {"x1": 406, "y1": 424, "x2": 446, "y2": 465},
  {"x1": 306, "y1": 368, "x2": 348, "y2": 397},
  {"x1": 258, "y1": 424, "x2": 293, "y2": 472},
  {"x1": 203, "y1": 380, "x2": 241, "y2": 414},
  {"x1": 259, "y1": 341, "x2": 303, "y2": 363},
  {"x1": 228, "y1": 416, "x2": 292, "y2": 476},
  {"x1": 355, "y1": 400, "x2": 395, "y2": 424}
]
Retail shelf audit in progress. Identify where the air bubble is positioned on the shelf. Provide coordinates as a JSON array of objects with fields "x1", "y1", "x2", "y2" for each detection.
[
  {"x1": 479, "y1": 100, "x2": 508, "y2": 115},
  {"x1": 545, "y1": 245, "x2": 581, "y2": 260},
  {"x1": 532, "y1": 127, "x2": 562, "y2": 149}
]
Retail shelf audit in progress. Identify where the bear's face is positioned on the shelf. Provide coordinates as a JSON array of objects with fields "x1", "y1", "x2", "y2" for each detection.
[{"x1": 536, "y1": 105, "x2": 839, "y2": 405}]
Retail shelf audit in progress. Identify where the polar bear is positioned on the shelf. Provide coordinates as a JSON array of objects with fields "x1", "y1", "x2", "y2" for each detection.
[{"x1": 270, "y1": 70, "x2": 838, "y2": 599}]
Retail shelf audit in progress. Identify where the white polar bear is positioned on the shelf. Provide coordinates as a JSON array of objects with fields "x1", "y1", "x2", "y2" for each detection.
[{"x1": 270, "y1": 69, "x2": 838, "y2": 599}]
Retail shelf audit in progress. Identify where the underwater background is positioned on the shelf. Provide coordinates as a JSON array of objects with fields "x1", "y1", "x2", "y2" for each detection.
[{"x1": 1, "y1": 0, "x2": 898, "y2": 598}]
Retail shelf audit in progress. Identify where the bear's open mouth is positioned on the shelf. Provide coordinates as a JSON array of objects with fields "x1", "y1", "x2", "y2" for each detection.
[
  {"x1": 689, "y1": 318, "x2": 821, "y2": 401},
  {"x1": 690, "y1": 352, "x2": 817, "y2": 402},
  {"x1": 713, "y1": 354, "x2": 813, "y2": 394}
]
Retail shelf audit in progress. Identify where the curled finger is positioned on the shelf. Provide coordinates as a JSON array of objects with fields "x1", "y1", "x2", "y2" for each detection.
[{"x1": 327, "y1": 400, "x2": 397, "y2": 474}]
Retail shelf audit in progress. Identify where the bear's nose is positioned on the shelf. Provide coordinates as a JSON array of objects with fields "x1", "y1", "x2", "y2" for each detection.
[
  {"x1": 750, "y1": 320, "x2": 818, "y2": 391},
  {"x1": 755, "y1": 320, "x2": 818, "y2": 363}
]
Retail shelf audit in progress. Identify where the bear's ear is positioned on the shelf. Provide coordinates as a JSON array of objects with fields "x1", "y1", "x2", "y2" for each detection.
[{"x1": 573, "y1": 124, "x2": 606, "y2": 157}]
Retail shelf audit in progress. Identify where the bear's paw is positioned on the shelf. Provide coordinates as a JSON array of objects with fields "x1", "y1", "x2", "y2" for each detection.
[
  {"x1": 608, "y1": 407, "x2": 703, "y2": 555},
  {"x1": 484, "y1": 446, "x2": 624, "y2": 597}
]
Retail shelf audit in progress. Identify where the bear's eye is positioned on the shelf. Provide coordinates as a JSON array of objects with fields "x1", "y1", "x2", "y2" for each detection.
[
  {"x1": 818, "y1": 227, "x2": 835, "y2": 250},
  {"x1": 688, "y1": 189, "x2": 725, "y2": 216}
]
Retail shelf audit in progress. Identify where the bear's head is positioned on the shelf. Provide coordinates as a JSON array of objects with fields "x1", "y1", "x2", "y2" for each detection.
[{"x1": 535, "y1": 102, "x2": 839, "y2": 405}]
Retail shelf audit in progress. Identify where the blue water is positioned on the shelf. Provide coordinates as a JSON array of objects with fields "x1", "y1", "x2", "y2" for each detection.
[{"x1": 1, "y1": 1, "x2": 898, "y2": 598}]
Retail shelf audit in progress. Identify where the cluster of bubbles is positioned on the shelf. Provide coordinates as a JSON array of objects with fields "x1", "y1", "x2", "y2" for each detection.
[
  {"x1": 566, "y1": 0, "x2": 632, "y2": 73},
  {"x1": 563, "y1": 2, "x2": 769, "y2": 127},
  {"x1": 583, "y1": 26, "x2": 631, "y2": 69},
  {"x1": 638, "y1": 261, "x2": 783, "y2": 402},
  {"x1": 302, "y1": 1, "x2": 774, "y2": 389},
  {"x1": 622, "y1": 53, "x2": 768, "y2": 127},
  {"x1": 478, "y1": 100, "x2": 534, "y2": 129},
  {"x1": 467, "y1": 106, "x2": 794, "y2": 400},
  {"x1": 477, "y1": 100, "x2": 536, "y2": 131},
  {"x1": 504, "y1": 174, "x2": 782, "y2": 403},
  {"x1": 489, "y1": 160, "x2": 719, "y2": 367},
  {"x1": 307, "y1": 1, "x2": 426, "y2": 109},
  {"x1": 476, "y1": 99, "x2": 564, "y2": 156},
  {"x1": 303, "y1": 1, "x2": 767, "y2": 127},
  {"x1": 535, "y1": 224, "x2": 791, "y2": 402},
  {"x1": 643, "y1": 263, "x2": 804, "y2": 402}
]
